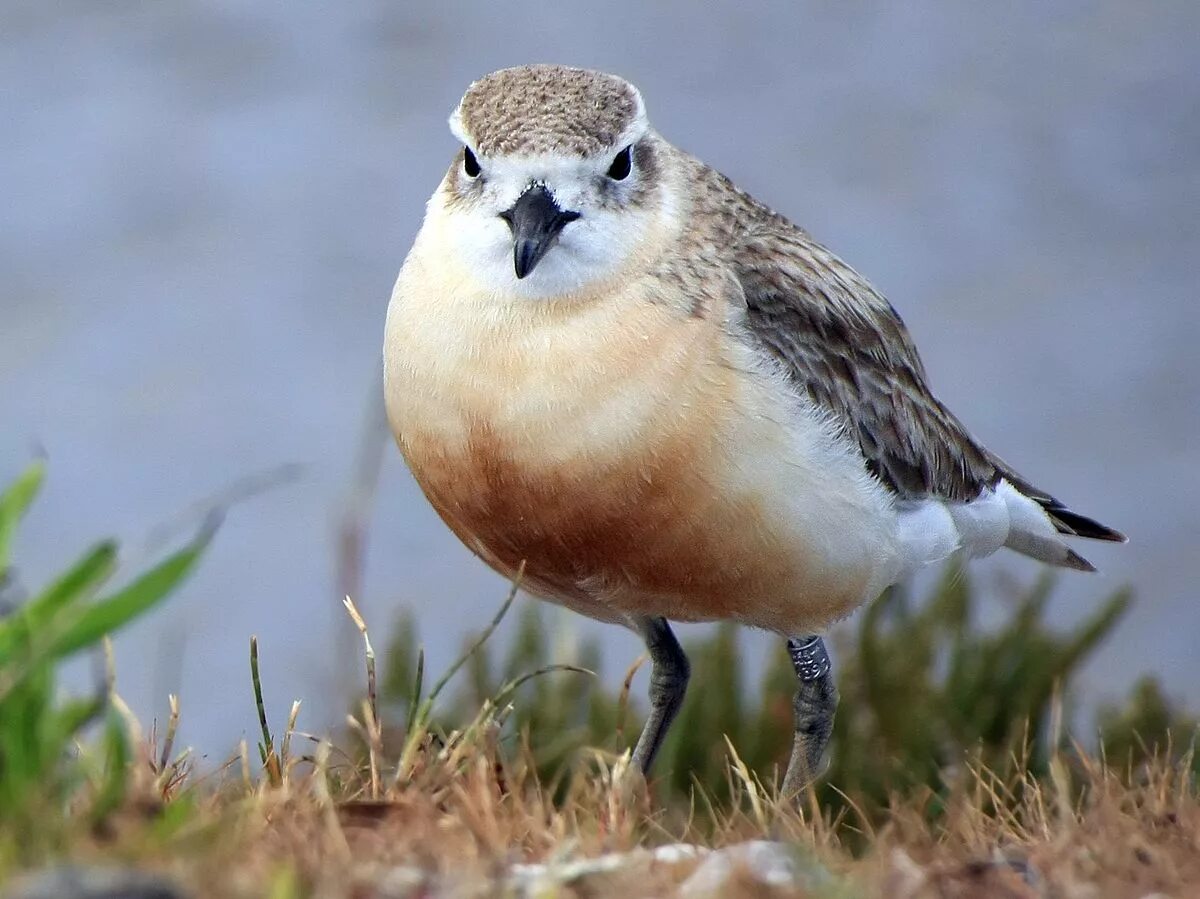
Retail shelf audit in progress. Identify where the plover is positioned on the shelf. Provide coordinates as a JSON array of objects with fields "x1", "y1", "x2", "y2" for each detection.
[{"x1": 383, "y1": 65, "x2": 1124, "y2": 793}]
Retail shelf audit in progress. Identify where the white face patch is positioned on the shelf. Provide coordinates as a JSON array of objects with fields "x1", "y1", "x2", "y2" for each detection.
[{"x1": 434, "y1": 117, "x2": 667, "y2": 299}]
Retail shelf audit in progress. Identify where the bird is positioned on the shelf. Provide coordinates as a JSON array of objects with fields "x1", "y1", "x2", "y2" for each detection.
[{"x1": 382, "y1": 64, "x2": 1125, "y2": 794}]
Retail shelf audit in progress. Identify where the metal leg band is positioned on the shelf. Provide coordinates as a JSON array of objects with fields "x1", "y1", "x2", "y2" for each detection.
[{"x1": 787, "y1": 635, "x2": 831, "y2": 682}]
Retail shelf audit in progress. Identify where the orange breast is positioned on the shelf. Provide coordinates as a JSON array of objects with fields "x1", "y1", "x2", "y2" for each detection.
[{"x1": 397, "y1": 395, "x2": 810, "y2": 626}]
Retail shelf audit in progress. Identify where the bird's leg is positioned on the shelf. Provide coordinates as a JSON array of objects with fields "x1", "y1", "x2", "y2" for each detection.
[
  {"x1": 629, "y1": 616, "x2": 691, "y2": 776},
  {"x1": 781, "y1": 635, "x2": 838, "y2": 796}
]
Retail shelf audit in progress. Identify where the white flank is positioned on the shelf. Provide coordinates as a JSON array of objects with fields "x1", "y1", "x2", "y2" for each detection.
[{"x1": 999, "y1": 479, "x2": 1078, "y2": 566}]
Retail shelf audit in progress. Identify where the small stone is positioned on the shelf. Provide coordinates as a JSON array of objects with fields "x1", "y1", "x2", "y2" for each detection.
[
  {"x1": 650, "y1": 843, "x2": 708, "y2": 865},
  {"x1": 370, "y1": 865, "x2": 430, "y2": 899},
  {"x1": 3, "y1": 866, "x2": 186, "y2": 899},
  {"x1": 678, "y1": 840, "x2": 830, "y2": 895},
  {"x1": 884, "y1": 848, "x2": 929, "y2": 899}
]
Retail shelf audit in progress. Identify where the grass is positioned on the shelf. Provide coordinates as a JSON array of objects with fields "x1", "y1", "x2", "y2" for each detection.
[{"x1": 1, "y1": 462, "x2": 1198, "y2": 897}]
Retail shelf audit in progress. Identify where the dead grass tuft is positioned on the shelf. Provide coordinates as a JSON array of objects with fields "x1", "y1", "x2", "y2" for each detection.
[{"x1": 12, "y1": 592, "x2": 1188, "y2": 898}]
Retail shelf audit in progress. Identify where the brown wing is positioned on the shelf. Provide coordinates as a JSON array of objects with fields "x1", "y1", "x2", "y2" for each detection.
[
  {"x1": 733, "y1": 221, "x2": 999, "y2": 503},
  {"x1": 676, "y1": 159, "x2": 1122, "y2": 542}
]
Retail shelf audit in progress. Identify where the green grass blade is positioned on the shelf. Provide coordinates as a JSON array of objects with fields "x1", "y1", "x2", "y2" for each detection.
[
  {"x1": 0, "y1": 542, "x2": 119, "y2": 662},
  {"x1": 250, "y1": 636, "x2": 273, "y2": 761},
  {"x1": 1053, "y1": 587, "x2": 1133, "y2": 679},
  {"x1": 46, "y1": 519, "x2": 214, "y2": 660},
  {"x1": 91, "y1": 705, "x2": 131, "y2": 822},
  {"x1": 0, "y1": 664, "x2": 54, "y2": 810},
  {"x1": 39, "y1": 695, "x2": 107, "y2": 792},
  {"x1": 25, "y1": 541, "x2": 119, "y2": 624},
  {"x1": 405, "y1": 645, "x2": 425, "y2": 734},
  {"x1": 0, "y1": 461, "x2": 46, "y2": 576},
  {"x1": 424, "y1": 563, "x2": 523, "y2": 708},
  {"x1": 50, "y1": 696, "x2": 106, "y2": 746}
]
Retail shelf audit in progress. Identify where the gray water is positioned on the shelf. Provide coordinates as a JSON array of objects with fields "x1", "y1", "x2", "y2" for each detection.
[{"x1": 2, "y1": 1, "x2": 1198, "y2": 760}]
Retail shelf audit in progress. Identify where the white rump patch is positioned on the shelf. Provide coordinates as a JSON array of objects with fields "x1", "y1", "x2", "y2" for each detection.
[
  {"x1": 998, "y1": 480, "x2": 1058, "y2": 539},
  {"x1": 893, "y1": 481, "x2": 1031, "y2": 579},
  {"x1": 947, "y1": 488, "x2": 1010, "y2": 557},
  {"x1": 891, "y1": 478, "x2": 1082, "y2": 580},
  {"x1": 894, "y1": 499, "x2": 961, "y2": 572}
]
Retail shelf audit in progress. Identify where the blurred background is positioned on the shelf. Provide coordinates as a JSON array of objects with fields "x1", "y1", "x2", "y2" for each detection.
[{"x1": 2, "y1": 1, "x2": 1197, "y2": 762}]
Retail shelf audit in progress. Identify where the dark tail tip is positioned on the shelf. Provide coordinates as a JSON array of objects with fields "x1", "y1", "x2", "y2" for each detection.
[
  {"x1": 1044, "y1": 504, "x2": 1127, "y2": 543},
  {"x1": 1063, "y1": 548, "x2": 1098, "y2": 572}
]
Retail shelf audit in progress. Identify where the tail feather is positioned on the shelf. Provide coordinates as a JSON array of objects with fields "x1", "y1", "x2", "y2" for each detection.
[
  {"x1": 995, "y1": 479, "x2": 1122, "y2": 572},
  {"x1": 1004, "y1": 525, "x2": 1097, "y2": 571},
  {"x1": 988, "y1": 456, "x2": 1127, "y2": 545},
  {"x1": 1038, "y1": 501, "x2": 1126, "y2": 543}
]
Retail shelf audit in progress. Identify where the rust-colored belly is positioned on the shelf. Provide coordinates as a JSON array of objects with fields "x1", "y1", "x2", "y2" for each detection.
[
  {"x1": 398, "y1": 412, "x2": 805, "y2": 625},
  {"x1": 385, "y1": 279, "x2": 871, "y2": 631}
]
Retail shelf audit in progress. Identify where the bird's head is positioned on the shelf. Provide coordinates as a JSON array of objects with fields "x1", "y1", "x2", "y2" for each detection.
[{"x1": 426, "y1": 65, "x2": 679, "y2": 299}]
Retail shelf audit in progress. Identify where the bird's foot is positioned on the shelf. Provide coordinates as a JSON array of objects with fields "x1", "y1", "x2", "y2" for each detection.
[{"x1": 781, "y1": 635, "x2": 838, "y2": 796}]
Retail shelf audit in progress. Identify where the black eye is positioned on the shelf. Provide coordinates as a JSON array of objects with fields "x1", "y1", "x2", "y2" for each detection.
[
  {"x1": 463, "y1": 146, "x2": 481, "y2": 178},
  {"x1": 606, "y1": 145, "x2": 633, "y2": 181}
]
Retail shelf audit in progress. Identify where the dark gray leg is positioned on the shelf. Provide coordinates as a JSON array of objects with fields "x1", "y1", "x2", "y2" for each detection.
[
  {"x1": 781, "y1": 635, "x2": 838, "y2": 795},
  {"x1": 629, "y1": 616, "x2": 691, "y2": 775}
]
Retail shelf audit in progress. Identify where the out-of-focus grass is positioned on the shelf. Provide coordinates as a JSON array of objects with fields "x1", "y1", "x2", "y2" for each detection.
[
  {"x1": 379, "y1": 563, "x2": 1180, "y2": 832},
  {"x1": 2, "y1": 462, "x2": 1199, "y2": 897},
  {"x1": 0, "y1": 462, "x2": 212, "y2": 872}
]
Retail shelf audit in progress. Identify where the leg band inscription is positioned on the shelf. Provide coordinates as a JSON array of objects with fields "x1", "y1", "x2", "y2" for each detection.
[{"x1": 787, "y1": 635, "x2": 831, "y2": 682}]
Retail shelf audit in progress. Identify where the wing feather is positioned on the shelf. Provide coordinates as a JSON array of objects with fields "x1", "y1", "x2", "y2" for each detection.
[
  {"x1": 674, "y1": 159, "x2": 1123, "y2": 545},
  {"x1": 733, "y1": 220, "x2": 997, "y2": 502}
]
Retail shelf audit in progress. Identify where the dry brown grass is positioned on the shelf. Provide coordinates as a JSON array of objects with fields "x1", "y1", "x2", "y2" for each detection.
[
  {"x1": 19, "y1": 692, "x2": 1192, "y2": 899},
  {"x1": 2, "y1": 538, "x2": 1193, "y2": 897}
]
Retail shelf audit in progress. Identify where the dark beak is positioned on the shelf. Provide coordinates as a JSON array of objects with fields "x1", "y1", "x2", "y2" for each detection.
[{"x1": 499, "y1": 185, "x2": 580, "y2": 279}]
